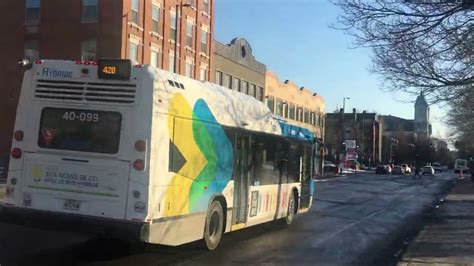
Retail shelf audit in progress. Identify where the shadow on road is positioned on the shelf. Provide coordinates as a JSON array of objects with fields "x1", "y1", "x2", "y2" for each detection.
[{"x1": 13, "y1": 220, "x2": 290, "y2": 266}]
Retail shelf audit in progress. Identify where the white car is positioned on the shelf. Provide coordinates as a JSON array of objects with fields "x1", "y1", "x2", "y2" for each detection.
[
  {"x1": 432, "y1": 162, "x2": 443, "y2": 173},
  {"x1": 422, "y1": 166, "x2": 435, "y2": 176}
]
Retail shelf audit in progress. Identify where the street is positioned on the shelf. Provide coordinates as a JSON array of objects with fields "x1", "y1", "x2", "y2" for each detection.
[{"x1": 0, "y1": 172, "x2": 454, "y2": 266}]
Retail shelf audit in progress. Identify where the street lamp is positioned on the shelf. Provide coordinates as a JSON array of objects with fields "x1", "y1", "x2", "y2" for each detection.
[
  {"x1": 341, "y1": 97, "x2": 350, "y2": 148},
  {"x1": 174, "y1": 2, "x2": 192, "y2": 74},
  {"x1": 341, "y1": 97, "x2": 350, "y2": 167}
]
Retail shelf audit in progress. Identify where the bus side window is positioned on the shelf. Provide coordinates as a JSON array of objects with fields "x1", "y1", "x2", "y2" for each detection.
[
  {"x1": 303, "y1": 145, "x2": 312, "y2": 181},
  {"x1": 252, "y1": 135, "x2": 285, "y2": 186},
  {"x1": 288, "y1": 143, "x2": 301, "y2": 183}
]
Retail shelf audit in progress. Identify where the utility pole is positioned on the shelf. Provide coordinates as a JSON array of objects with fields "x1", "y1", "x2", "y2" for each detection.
[{"x1": 174, "y1": 2, "x2": 192, "y2": 74}]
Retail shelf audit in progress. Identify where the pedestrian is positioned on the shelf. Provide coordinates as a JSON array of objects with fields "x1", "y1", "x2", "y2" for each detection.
[{"x1": 413, "y1": 164, "x2": 422, "y2": 179}]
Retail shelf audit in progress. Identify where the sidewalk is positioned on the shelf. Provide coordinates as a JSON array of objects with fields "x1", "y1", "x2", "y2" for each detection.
[{"x1": 399, "y1": 175, "x2": 474, "y2": 265}]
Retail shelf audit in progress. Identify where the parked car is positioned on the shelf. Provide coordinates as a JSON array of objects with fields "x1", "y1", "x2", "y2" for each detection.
[
  {"x1": 324, "y1": 161, "x2": 339, "y2": 175},
  {"x1": 432, "y1": 162, "x2": 443, "y2": 173},
  {"x1": 376, "y1": 165, "x2": 391, "y2": 175},
  {"x1": 422, "y1": 166, "x2": 435, "y2": 176},
  {"x1": 392, "y1": 166, "x2": 404, "y2": 175},
  {"x1": 400, "y1": 164, "x2": 411, "y2": 174}
]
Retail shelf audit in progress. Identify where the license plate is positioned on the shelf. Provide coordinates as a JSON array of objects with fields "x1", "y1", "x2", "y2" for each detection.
[{"x1": 63, "y1": 199, "x2": 81, "y2": 211}]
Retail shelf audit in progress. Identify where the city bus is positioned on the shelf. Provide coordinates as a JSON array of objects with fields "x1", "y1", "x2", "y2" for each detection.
[{"x1": 3, "y1": 59, "x2": 320, "y2": 250}]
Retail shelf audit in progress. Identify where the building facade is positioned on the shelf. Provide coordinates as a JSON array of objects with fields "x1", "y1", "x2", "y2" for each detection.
[
  {"x1": 211, "y1": 38, "x2": 266, "y2": 102},
  {"x1": 325, "y1": 110, "x2": 383, "y2": 166},
  {"x1": 0, "y1": 0, "x2": 214, "y2": 172},
  {"x1": 265, "y1": 72, "x2": 325, "y2": 139},
  {"x1": 381, "y1": 92, "x2": 432, "y2": 163}
]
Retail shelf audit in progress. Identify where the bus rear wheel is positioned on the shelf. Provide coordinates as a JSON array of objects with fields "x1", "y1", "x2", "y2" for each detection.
[
  {"x1": 284, "y1": 192, "x2": 296, "y2": 225},
  {"x1": 204, "y1": 200, "x2": 224, "y2": 250}
]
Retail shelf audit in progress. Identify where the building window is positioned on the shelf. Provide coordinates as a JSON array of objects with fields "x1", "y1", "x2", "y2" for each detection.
[
  {"x1": 131, "y1": 0, "x2": 139, "y2": 24},
  {"x1": 216, "y1": 70, "x2": 223, "y2": 85},
  {"x1": 249, "y1": 84, "x2": 256, "y2": 97},
  {"x1": 304, "y1": 110, "x2": 309, "y2": 124},
  {"x1": 186, "y1": 0, "x2": 195, "y2": 8},
  {"x1": 185, "y1": 60, "x2": 193, "y2": 78},
  {"x1": 169, "y1": 53, "x2": 175, "y2": 72},
  {"x1": 186, "y1": 21, "x2": 193, "y2": 47},
  {"x1": 242, "y1": 81, "x2": 249, "y2": 94},
  {"x1": 200, "y1": 67, "x2": 207, "y2": 81},
  {"x1": 201, "y1": 29, "x2": 208, "y2": 54},
  {"x1": 81, "y1": 39, "x2": 97, "y2": 61},
  {"x1": 26, "y1": 0, "x2": 41, "y2": 25},
  {"x1": 151, "y1": 50, "x2": 161, "y2": 68},
  {"x1": 203, "y1": 0, "x2": 209, "y2": 14},
  {"x1": 297, "y1": 108, "x2": 302, "y2": 122},
  {"x1": 276, "y1": 100, "x2": 283, "y2": 116},
  {"x1": 129, "y1": 41, "x2": 138, "y2": 63},
  {"x1": 267, "y1": 97, "x2": 275, "y2": 113},
  {"x1": 233, "y1": 77, "x2": 241, "y2": 91},
  {"x1": 283, "y1": 103, "x2": 289, "y2": 118},
  {"x1": 289, "y1": 104, "x2": 295, "y2": 120},
  {"x1": 170, "y1": 13, "x2": 177, "y2": 41},
  {"x1": 152, "y1": 5, "x2": 160, "y2": 33},
  {"x1": 223, "y1": 74, "x2": 231, "y2": 89},
  {"x1": 82, "y1": 0, "x2": 98, "y2": 22},
  {"x1": 24, "y1": 40, "x2": 39, "y2": 61},
  {"x1": 257, "y1": 86, "x2": 264, "y2": 101}
]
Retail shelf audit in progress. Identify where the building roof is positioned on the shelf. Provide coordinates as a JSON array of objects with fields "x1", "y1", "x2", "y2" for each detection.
[
  {"x1": 325, "y1": 112, "x2": 379, "y2": 121},
  {"x1": 381, "y1": 115, "x2": 414, "y2": 132},
  {"x1": 415, "y1": 91, "x2": 428, "y2": 107},
  {"x1": 214, "y1": 38, "x2": 266, "y2": 75}
]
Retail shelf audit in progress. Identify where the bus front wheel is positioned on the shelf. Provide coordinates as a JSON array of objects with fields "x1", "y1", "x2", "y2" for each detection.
[{"x1": 204, "y1": 200, "x2": 224, "y2": 250}]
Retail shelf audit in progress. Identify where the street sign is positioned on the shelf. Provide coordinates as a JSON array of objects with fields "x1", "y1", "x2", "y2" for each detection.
[
  {"x1": 346, "y1": 140, "x2": 356, "y2": 149},
  {"x1": 347, "y1": 148, "x2": 356, "y2": 154},
  {"x1": 346, "y1": 153, "x2": 357, "y2": 160}
]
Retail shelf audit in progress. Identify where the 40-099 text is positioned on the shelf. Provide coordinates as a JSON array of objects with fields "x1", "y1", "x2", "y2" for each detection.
[{"x1": 62, "y1": 111, "x2": 100, "y2": 122}]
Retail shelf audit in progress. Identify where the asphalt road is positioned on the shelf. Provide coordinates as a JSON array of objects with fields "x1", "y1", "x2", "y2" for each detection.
[{"x1": 0, "y1": 172, "x2": 454, "y2": 266}]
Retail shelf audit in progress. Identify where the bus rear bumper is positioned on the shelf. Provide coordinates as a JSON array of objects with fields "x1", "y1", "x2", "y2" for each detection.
[{"x1": 0, "y1": 206, "x2": 147, "y2": 241}]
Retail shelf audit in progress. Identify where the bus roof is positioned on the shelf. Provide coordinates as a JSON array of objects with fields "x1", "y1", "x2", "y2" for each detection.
[
  {"x1": 151, "y1": 67, "x2": 283, "y2": 137},
  {"x1": 25, "y1": 60, "x2": 315, "y2": 142}
]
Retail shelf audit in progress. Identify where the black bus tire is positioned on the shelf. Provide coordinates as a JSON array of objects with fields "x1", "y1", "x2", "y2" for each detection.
[
  {"x1": 284, "y1": 192, "x2": 297, "y2": 225},
  {"x1": 204, "y1": 200, "x2": 224, "y2": 251}
]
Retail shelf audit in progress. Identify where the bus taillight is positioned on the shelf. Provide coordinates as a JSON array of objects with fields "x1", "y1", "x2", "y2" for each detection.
[
  {"x1": 134, "y1": 140, "x2": 146, "y2": 152},
  {"x1": 133, "y1": 159, "x2": 145, "y2": 171},
  {"x1": 14, "y1": 130, "x2": 24, "y2": 141},
  {"x1": 11, "y1": 148, "x2": 22, "y2": 159},
  {"x1": 34, "y1": 60, "x2": 43, "y2": 64}
]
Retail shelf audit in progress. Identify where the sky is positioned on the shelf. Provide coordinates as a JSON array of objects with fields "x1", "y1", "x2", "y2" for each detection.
[{"x1": 214, "y1": 0, "x2": 450, "y2": 140}]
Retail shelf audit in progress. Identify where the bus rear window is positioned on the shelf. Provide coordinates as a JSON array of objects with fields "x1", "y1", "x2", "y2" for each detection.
[{"x1": 38, "y1": 108, "x2": 122, "y2": 154}]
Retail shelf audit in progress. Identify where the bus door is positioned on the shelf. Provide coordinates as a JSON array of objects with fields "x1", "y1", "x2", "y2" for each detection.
[
  {"x1": 233, "y1": 134, "x2": 251, "y2": 225},
  {"x1": 299, "y1": 144, "x2": 313, "y2": 209}
]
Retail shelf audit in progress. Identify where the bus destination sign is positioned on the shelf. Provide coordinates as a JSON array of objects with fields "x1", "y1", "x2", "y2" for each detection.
[{"x1": 98, "y1": 59, "x2": 132, "y2": 81}]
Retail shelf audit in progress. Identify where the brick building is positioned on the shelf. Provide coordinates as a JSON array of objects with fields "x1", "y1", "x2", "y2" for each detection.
[
  {"x1": 0, "y1": 0, "x2": 214, "y2": 170},
  {"x1": 325, "y1": 110, "x2": 383, "y2": 166}
]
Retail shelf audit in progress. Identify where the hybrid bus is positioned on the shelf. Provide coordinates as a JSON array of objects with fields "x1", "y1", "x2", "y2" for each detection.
[{"x1": 3, "y1": 59, "x2": 321, "y2": 250}]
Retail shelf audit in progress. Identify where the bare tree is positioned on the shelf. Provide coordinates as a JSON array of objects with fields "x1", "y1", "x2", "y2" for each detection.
[
  {"x1": 332, "y1": 0, "x2": 474, "y2": 103},
  {"x1": 449, "y1": 86, "x2": 474, "y2": 152}
]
